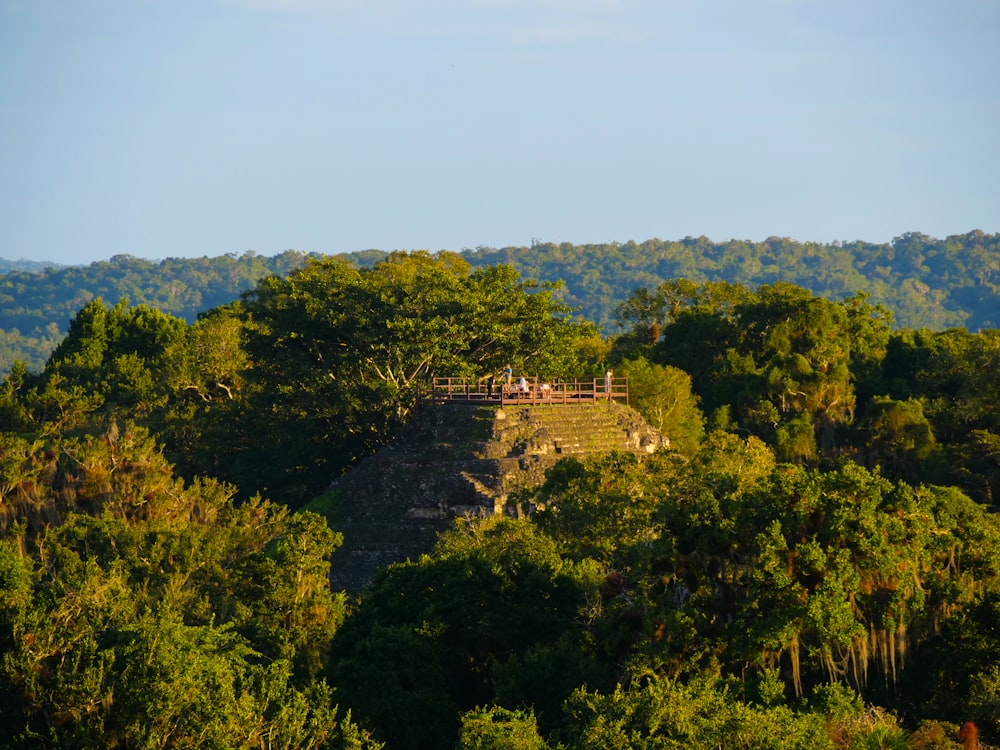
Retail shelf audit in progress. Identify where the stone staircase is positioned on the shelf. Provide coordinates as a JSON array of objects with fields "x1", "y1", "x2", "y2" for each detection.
[{"x1": 328, "y1": 402, "x2": 667, "y2": 592}]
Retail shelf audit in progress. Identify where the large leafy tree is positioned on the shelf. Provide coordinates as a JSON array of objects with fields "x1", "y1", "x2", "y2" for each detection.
[
  {"x1": 32, "y1": 297, "x2": 188, "y2": 433},
  {"x1": 876, "y1": 327, "x2": 1000, "y2": 504},
  {"x1": 457, "y1": 706, "x2": 550, "y2": 750},
  {"x1": 559, "y1": 673, "x2": 837, "y2": 750},
  {"x1": 614, "y1": 356, "x2": 705, "y2": 455},
  {"x1": 152, "y1": 306, "x2": 250, "y2": 483},
  {"x1": 525, "y1": 436, "x2": 776, "y2": 680},
  {"x1": 328, "y1": 516, "x2": 607, "y2": 750},
  {"x1": 228, "y1": 251, "x2": 596, "y2": 505},
  {"x1": 743, "y1": 285, "x2": 856, "y2": 451},
  {"x1": 0, "y1": 422, "x2": 377, "y2": 749},
  {"x1": 615, "y1": 281, "x2": 893, "y2": 465}
]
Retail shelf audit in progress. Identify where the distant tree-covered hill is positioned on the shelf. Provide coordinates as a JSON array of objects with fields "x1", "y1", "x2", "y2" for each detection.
[
  {"x1": 0, "y1": 251, "x2": 317, "y2": 370},
  {"x1": 0, "y1": 258, "x2": 64, "y2": 274},
  {"x1": 342, "y1": 230, "x2": 999, "y2": 332},
  {"x1": 1, "y1": 230, "x2": 997, "y2": 372},
  {"x1": 458, "y1": 230, "x2": 1000, "y2": 333}
]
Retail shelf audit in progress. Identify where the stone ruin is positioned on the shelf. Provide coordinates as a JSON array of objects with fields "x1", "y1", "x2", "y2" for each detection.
[{"x1": 328, "y1": 401, "x2": 668, "y2": 592}]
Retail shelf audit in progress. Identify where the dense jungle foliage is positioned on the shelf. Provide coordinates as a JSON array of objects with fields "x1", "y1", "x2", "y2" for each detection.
[
  {"x1": 1, "y1": 250, "x2": 999, "y2": 748},
  {"x1": 2, "y1": 229, "x2": 998, "y2": 372}
]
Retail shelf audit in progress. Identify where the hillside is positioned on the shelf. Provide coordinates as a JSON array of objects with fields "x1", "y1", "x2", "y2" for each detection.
[
  {"x1": 467, "y1": 230, "x2": 1000, "y2": 332},
  {"x1": 0, "y1": 258, "x2": 63, "y2": 274},
  {"x1": 0, "y1": 250, "x2": 316, "y2": 371},
  {"x1": 351, "y1": 230, "x2": 1000, "y2": 332},
  {"x1": 2, "y1": 230, "x2": 998, "y2": 372}
]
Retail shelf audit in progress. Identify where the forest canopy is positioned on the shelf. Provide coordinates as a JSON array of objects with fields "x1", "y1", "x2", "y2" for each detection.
[
  {"x1": 2, "y1": 230, "x2": 998, "y2": 372},
  {"x1": 1, "y1": 246, "x2": 999, "y2": 748}
]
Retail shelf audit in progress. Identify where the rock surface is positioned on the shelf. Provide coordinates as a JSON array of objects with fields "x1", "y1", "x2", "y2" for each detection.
[{"x1": 328, "y1": 401, "x2": 668, "y2": 592}]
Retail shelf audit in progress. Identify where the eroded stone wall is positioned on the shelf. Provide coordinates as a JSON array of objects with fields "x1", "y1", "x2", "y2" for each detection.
[{"x1": 328, "y1": 402, "x2": 667, "y2": 592}]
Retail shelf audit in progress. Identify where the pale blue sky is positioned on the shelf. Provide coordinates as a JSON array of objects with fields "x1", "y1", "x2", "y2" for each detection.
[{"x1": 2, "y1": 0, "x2": 998, "y2": 266}]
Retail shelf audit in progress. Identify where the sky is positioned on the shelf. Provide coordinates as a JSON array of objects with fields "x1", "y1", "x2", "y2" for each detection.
[{"x1": 1, "y1": 0, "x2": 998, "y2": 266}]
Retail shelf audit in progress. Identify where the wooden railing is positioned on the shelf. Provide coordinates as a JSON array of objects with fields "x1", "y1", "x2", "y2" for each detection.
[{"x1": 419, "y1": 377, "x2": 629, "y2": 406}]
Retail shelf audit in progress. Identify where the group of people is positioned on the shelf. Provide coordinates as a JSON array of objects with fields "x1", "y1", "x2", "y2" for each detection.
[
  {"x1": 479, "y1": 366, "x2": 615, "y2": 400},
  {"x1": 480, "y1": 365, "x2": 546, "y2": 399},
  {"x1": 493, "y1": 365, "x2": 538, "y2": 398}
]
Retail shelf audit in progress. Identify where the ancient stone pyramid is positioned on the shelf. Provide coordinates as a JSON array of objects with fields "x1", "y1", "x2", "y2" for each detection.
[{"x1": 328, "y1": 401, "x2": 668, "y2": 592}]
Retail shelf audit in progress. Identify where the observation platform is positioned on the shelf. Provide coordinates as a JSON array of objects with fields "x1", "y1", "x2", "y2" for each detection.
[{"x1": 419, "y1": 376, "x2": 629, "y2": 406}]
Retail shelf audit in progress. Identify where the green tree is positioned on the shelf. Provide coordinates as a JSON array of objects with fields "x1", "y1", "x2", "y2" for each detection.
[
  {"x1": 559, "y1": 673, "x2": 835, "y2": 750},
  {"x1": 901, "y1": 593, "x2": 1000, "y2": 733},
  {"x1": 329, "y1": 516, "x2": 606, "y2": 750},
  {"x1": 615, "y1": 356, "x2": 704, "y2": 455},
  {"x1": 738, "y1": 285, "x2": 856, "y2": 454},
  {"x1": 874, "y1": 328, "x2": 1000, "y2": 503},
  {"x1": 43, "y1": 298, "x2": 187, "y2": 422},
  {"x1": 457, "y1": 706, "x2": 550, "y2": 750},
  {"x1": 530, "y1": 452, "x2": 677, "y2": 572},
  {"x1": 155, "y1": 305, "x2": 249, "y2": 483},
  {"x1": 0, "y1": 421, "x2": 368, "y2": 748},
  {"x1": 864, "y1": 397, "x2": 937, "y2": 482}
]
